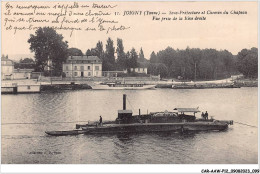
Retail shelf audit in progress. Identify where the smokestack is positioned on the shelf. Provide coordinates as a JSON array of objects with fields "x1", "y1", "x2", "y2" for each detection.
[
  {"x1": 139, "y1": 109, "x2": 141, "y2": 116},
  {"x1": 123, "y1": 94, "x2": 126, "y2": 110}
]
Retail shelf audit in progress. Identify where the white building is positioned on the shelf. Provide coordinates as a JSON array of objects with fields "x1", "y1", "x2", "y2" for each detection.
[
  {"x1": 63, "y1": 56, "x2": 102, "y2": 77},
  {"x1": 1, "y1": 57, "x2": 14, "y2": 80},
  {"x1": 130, "y1": 67, "x2": 148, "y2": 74},
  {"x1": 13, "y1": 69, "x2": 33, "y2": 79}
]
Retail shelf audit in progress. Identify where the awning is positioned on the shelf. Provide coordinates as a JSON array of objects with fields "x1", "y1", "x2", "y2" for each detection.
[{"x1": 173, "y1": 108, "x2": 200, "y2": 113}]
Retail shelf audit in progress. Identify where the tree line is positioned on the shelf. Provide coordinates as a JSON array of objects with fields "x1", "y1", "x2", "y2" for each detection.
[{"x1": 27, "y1": 27, "x2": 258, "y2": 79}]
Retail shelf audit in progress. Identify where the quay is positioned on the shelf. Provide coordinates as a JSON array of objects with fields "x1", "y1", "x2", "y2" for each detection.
[
  {"x1": 1, "y1": 75, "x2": 255, "y2": 94},
  {"x1": 1, "y1": 82, "x2": 40, "y2": 94}
]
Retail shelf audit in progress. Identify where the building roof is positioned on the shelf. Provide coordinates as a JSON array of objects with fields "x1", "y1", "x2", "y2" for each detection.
[
  {"x1": 67, "y1": 56, "x2": 100, "y2": 61},
  {"x1": 1, "y1": 57, "x2": 13, "y2": 62},
  {"x1": 1, "y1": 57, "x2": 14, "y2": 65},
  {"x1": 65, "y1": 56, "x2": 102, "y2": 64},
  {"x1": 173, "y1": 108, "x2": 200, "y2": 113}
]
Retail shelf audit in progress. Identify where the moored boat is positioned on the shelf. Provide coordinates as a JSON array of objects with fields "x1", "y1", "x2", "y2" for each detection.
[
  {"x1": 91, "y1": 82, "x2": 155, "y2": 90},
  {"x1": 171, "y1": 82, "x2": 240, "y2": 89},
  {"x1": 45, "y1": 130, "x2": 86, "y2": 136}
]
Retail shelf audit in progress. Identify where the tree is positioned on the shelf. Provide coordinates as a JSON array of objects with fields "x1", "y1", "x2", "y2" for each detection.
[
  {"x1": 138, "y1": 47, "x2": 147, "y2": 62},
  {"x1": 104, "y1": 37, "x2": 116, "y2": 71},
  {"x1": 20, "y1": 58, "x2": 34, "y2": 64},
  {"x1": 157, "y1": 63, "x2": 168, "y2": 78},
  {"x1": 188, "y1": 48, "x2": 202, "y2": 80},
  {"x1": 116, "y1": 38, "x2": 126, "y2": 70},
  {"x1": 129, "y1": 48, "x2": 138, "y2": 69},
  {"x1": 148, "y1": 63, "x2": 168, "y2": 78},
  {"x1": 86, "y1": 49, "x2": 92, "y2": 56},
  {"x1": 96, "y1": 41, "x2": 104, "y2": 61},
  {"x1": 28, "y1": 27, "x2": 68, "y2": 74},
  {"x1": 125, "y1": 51, "x2": 131, "y2": 70},
  {"x1": 236, "y1": 47, "x2": 258, "y2": 78},
  {"x1": 68, "y1": 48, "x2": 83, "y2": 56},
  {"x1": 14, "y1": 58, "x2": 35, "y2": 69},
  {"x1": 150, "y1": 51, "x2": 157, "y2": 63}
]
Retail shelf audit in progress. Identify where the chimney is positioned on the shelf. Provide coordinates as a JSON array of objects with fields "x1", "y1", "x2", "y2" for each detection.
[{"x1": 123, "y1": 94, "x2": 126, "y2": 110}]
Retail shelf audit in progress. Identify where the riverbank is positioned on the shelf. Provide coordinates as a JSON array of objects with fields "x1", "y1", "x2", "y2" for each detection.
[{"x1": 1, "y1": 76, "x2": 257, "y2": 92}]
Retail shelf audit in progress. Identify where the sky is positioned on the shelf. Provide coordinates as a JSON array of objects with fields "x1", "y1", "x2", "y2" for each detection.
[{"x1": 1, "y1": 1, "x2": 258, "y2": 60}]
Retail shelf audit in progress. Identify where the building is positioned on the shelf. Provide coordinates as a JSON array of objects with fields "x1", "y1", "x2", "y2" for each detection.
[
  {"x1": 1, "y1": 56, "x2": 14, "y2": 80},
  {"x1": 130, "y1": 67, "x2": 148, "y2": 74},
  {"x1": 13, "y1": 69, "x2": 34, "y2": 79},
  {"x1": 129, "y1": 63, "x2": 148, "y2": 74},
  {"x1": 63, "y1": 56, "x2": 102, "y2": 77}
]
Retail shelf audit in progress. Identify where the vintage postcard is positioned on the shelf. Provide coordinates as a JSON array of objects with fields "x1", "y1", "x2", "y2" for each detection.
[{"x1": 1, "y1": 1, "x2": 258, "y2": 173}]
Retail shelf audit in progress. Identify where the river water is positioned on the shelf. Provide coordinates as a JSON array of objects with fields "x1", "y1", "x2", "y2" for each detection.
[{"x1": 1, "y1": 88, "x2": 258, "y2": 164}]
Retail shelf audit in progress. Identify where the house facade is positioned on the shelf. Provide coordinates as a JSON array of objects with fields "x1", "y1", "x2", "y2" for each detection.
[
  {"x1": 63, "y1": 56, "x2": 102, "y2": 77},
  {"x1": 13, "y1": 69, "x2": 34, "y2": 79},
  {"x1": 1, "y1": 57, "x2": 14, "y2": 80},
  {"x1": 130, "y1": 67, "x2": 148, "y2": 74}
]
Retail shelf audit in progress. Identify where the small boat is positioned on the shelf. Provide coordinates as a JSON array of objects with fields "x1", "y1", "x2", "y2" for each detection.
[
  {"x1": 91, "y1": 82, "x2": 155, "y2": 90},
  {"x1": 45, "y1": 130, "x2": 86, "y2": 136},
  {"x1": 45, "y1": 94, "x2": 233, "y2": 136}
]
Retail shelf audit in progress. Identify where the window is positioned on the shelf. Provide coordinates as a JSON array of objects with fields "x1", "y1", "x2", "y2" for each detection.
[
  {"x1": 88, "y1": 66, "x2": 90, "y2": 70},
  {"x1": 74, "y1": 72, "x2": 78, "y2": 76},
  {"x1": 80, "y1": 66, "x2": 84, "y2": 71},
  {"x1": 95, "y1": 66, "x2": 99, "y2": 70},
  {"x1": 66, "y1": 66, "x2": 69, "y2": 70},
  {"x1": 138, "y1": 68, "x2": 140, "y2": 72},
  {"x1": 74, "y1": 66, "x2": 77, "y2": 70},
  {"x1": 27, "y1": 86, "x2": 31, "y2": 89},
  {"x1": 143, "y1": 68, "x2": 145, "y2": 71},
  {"x1": 88, "y1": 72, "x2": 91, "y2": 76}
]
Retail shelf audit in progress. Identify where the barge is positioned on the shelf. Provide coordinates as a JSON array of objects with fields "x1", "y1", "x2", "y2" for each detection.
[
  {"x1": 45, "y1": 94, "x2": 233, "y2": 136},
  {"x1": 172, "y1": 83, "x2": 240, "y2": 89},
  {"x1": 91, "y1": 82, "x2": 155, "y2": 90},
  {"x1": 1, "y1": 83, "x2": 41, "y2": 94}
]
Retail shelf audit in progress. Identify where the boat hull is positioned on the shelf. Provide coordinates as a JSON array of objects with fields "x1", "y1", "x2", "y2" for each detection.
[
  {"x1": 45, "y1": 130, "x2": 86, "y2": 136},
  {"x1": 82, "y1": 122, "x2": 228, "y2": 134},
  {"x1": 91, "y1": 84, "x2": 155, "y2": 90}
]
